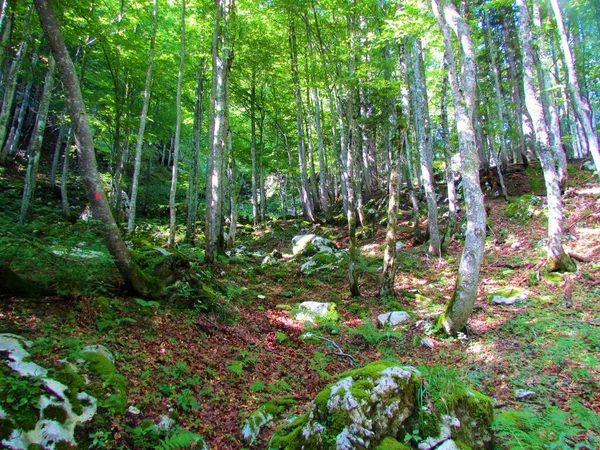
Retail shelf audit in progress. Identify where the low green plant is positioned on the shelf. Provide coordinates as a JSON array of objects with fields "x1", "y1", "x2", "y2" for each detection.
[
  {"x1": 493, "y1": 400, "x2": 600, "y2": 449},
  {"x1": 347, "y1": 320, "x2": 402, "y2": 346}
]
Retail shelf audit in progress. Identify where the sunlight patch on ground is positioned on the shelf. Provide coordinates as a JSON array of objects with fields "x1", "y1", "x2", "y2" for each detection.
[{"x1": 577, "y1": 186, "x2": 600, "y2": 196}]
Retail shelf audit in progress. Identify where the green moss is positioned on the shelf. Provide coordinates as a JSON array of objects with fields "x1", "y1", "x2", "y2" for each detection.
[
  {"x1": 81, "y1": 351, "x2": 127, "y2": 415},
  {"x1": 375, "y1": 436, "x2": 410, "y2": 450},
  {"x1": 43, "y1": 404, "x2": 68, "y2": 424},
  {"x1": 52, "y1": 363, "x2": 86, "y2": 415}
]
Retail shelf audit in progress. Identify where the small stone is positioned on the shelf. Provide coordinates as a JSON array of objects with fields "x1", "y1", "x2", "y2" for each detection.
[
  {"x1": 515, "y1": 389, "x2": 536, "y2": 399},
  {"x1": 421, "y1": 338, "x2": 435, "y2": 348},
  {"x1": 262, "y1": 255, "x2": 278, "y2": 267},
  {"x1": 82, "y1": 344, "x2": 115, "y2": 363},
  {"x1": 377, "y1": 311, "x2": 410, "y2": 327},
  {"x1": 127, "y1": 406, "x2": 141, "y2": 415},
  {"x1": 295, "y1": 301, "x2": 336, "y2": 323},
  {"x1": 155, "y1": 414, "x2": 175, "y2": 431},
  {"x1": 510, "y1": 242, "x2": 522, "y2": 249},
  {"x1": 396, "y1": 241, "x2": 405, "y2": 251},
  {"x1": 492, "y1": 293, "x2": 527, "y2": 305}
]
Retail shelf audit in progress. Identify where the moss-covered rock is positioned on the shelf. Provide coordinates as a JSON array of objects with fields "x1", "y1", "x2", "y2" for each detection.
[
  {"x1": 241, "y1": 397, "x2": 297, "y2": 445},
  {"x1": 269, "y1": 361, "x2": 494, "y2": 450}
]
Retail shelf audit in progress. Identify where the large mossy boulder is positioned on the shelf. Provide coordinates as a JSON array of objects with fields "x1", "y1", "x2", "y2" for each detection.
[
  {"x1": 0, "y1": 334, "x2": 126, "y2": 449},
  {"x1": 269, "y1": 361, "x2": 493, "y2": 450}
]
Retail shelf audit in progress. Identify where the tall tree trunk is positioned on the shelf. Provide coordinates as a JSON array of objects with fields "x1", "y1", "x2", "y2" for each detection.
[
  {"x1": 61, "y1": 127, "x2": 72, "y2": 219},
  {"x1": 431, "y1": 0, "x2": 487, "y2": 336},
  {"x1": 0, "y1": 7, "x2": 32, "y2": 156},
  {"x1": 411, "y1": 38, "x2": 441, "y2": 256},
  {"x1": 168, "y1": 0, "x2": 185, "y2": 247},
  {"x1": 250, "y1": 70, "x2": 259, "y2": 226},
  {"x1": 551, "y1": 0, "x2": 600, "y2": 178},
  {"x1": 259, "y1": 103, "x2": 267, "y2": 222},
  {"x1": 49, "y1": 118, "x2": 67, "y2": 186},
  {"x1": 484, "y1": 10, "x2": 509, "y2": 171},
  {"x1": 441, "y1": 69, "x2": 458, "y2": 248},
  {"x1": 205, "y1": 0, "x2": 233, "y2": 264},
  {"x1": 380, "y1": 126, "x2": 401, "y2": 299},
  {"x1": 1, "y1": 50, "x2": 38, "y2": 163},
  {"x1": 289, "y1": 17, "x2": 314, "y2": 222},
  {"x1": 34, "y1": 0, "x2": 162, "y2": 298},
  {"x1": 127, "y1": 0, "x2": 158, "y2": 234},
  {"x1": 516, "y1": 0, "x2": 575, "y2": 273},
  {"x1": 532, "y1": 0, "x2": 568, "y2": 188},
  {"x1": 225, "y1": 129, "x2": 238, "y2": 248},
  {"x1": 186, "y1": 63, "x2": 206, "y2": 242},
  {"x1": 19, "y1": 55, "x2": 55, "y2": 223}
]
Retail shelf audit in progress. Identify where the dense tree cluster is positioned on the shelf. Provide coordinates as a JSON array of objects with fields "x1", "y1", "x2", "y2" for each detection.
[{"x1": 1, "y1": 0, "x2": 599, "y2": 334}]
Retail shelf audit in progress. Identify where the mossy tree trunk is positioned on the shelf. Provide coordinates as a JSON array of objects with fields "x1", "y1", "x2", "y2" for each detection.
[{"x1": 34, "y1": 0, "x2": 163, "y2": 298}]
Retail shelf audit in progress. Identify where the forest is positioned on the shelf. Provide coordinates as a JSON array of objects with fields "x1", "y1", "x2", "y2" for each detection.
[{"x1": 0, "y1": 0, "x2": 599, "y2": 448}]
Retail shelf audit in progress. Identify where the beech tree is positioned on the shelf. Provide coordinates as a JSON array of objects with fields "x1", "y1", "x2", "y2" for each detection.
[
  {"x1": 431, "y1": 0, "x2": 487, "y2": 336},
  {"x1": 33, "y1": 0, "x2": 162, "y2": 298}
]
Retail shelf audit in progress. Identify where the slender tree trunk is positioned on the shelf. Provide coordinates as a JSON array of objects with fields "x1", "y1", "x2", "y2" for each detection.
[
  {"x1": 289, "y1": 17, "x2": 314, "y2": 222},
  {"x1": 205, "y1": 0, "x2": 233, "y2": 264},
  {"x1": 250, "y1": 70, "x2": 259, "y2": 226},
  {"x1": 186, "y1": 63, "x2": 206, "y2": 242},
  {"x1": 484, "y1": 10, "x2": 509, "y2": 171},
  {"x1": 61, "y1": 127, "x2": 72, "y2": 219},
  {"x1": 127, "y1": 0, "x2": 158, "y2": 234},
  {"x1": 259, "y1": 104, "x2": 267, "y2": 222},
  {"x1": 49, "y1": 120, "x2": 67, "y2": 186},
  {"x1": 225, "y1": 129, "x2": 238, "y2": 248},
  {"x1": 441, "y1": 69, "x2": 458, "y2": 249},
  {"x1": 380, "y1": 128, "x2": 401, "y2": 298},
  {"x1": 411, "y1": 38, "x2": 441, "y2": 256},
  {"x1": 34, "y1": 0, "x2": 162, "y2": 298},
  {"x1": 19, "y1": 55, "x2": 55, "y2": 223},
  {"x1": 168, "y1": 0, "x2": 185, "y2": 247},
  {"x1": 551, "y1": 0, "x2": 600, "y2": 178},
  {"x1": 1, "y1": 51, "x2": 37, "y2": 163},
  {"x1": 516, "y1": 0, "x2": 575, "y2": 273},
  {"x1": 532, "y1": 0, "x2": 568, "y2": 188},
  {"x1": 0, "y1": 8, "x2": 32, "y2": 155},
  {"x1": 431, "y1": 0, "x2": 487, "y2": 336}
]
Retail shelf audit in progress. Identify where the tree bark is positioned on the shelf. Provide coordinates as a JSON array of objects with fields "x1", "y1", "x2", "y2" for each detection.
[
  {"x1": 33, "y1": 0, "x2": 162, "y2": 298},
  {"x1": 205, "y1": 0, "x2": 233, "y2": 264},
  {"x1": 411, "y1": 38, "x2": 441, "y2": 256},
  {"x1": 550, "y1": 0, "x2": 600, "y2": 178},
  {"x1": 186, "y1": 63, "x2": 206, "y2": 242},
  {"x1": 288, "y1": 17, "x2": 315, "y2": 222},
  {"x1": 19, "y1": 55, "x2": 55, "y2": 224},
  {"x1": 431, "y1": 0, "x2": 487, "y2": 336},
  {"x1": 516, "y1": 0, "x2": 575, "y2": 273},
  {"x1": 127, "y1": 0, "x2": 158, "y2": 234},
  {"x1": 168, "y1": 0, "x2": 186, "y2": 247}
]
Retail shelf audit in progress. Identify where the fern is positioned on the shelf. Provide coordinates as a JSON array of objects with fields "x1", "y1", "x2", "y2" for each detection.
[
  {"x1": 159, "y1": 431, "x2": 206, "y2": 450},
  {"x1": 493, "y1": 401, "x2": 600, "y2": 449}
]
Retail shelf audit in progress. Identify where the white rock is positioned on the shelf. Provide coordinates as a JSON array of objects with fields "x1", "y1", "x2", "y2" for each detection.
[
  {"x1": 515, "y1": 389, "x2": 536, "y2": 399},
  {"x1": 421, "y1": 338, "x2": 435, "y2": 348},
  {"x1": 437, "y1": 440, "x2": 460, "y2": 450},
  {"x1": 262, "y1": 255, "x2": 278, "y2": 267},
  {"x1": 155, "y1": 414, "x2": 175, "y2": 431},
  {"x1": 127, "y1": 406, "x2": 141, "y2": 415},
  {"x1": 582, "y1": 160, "x2": 597, "y2": 172},
  {"x1": 295, "y1": 302, "x2": 334, "y2": 323},
  {"x1": 154, "y1": 247, "x2": 171, "y2": 256},
  {"x1": 491, "y1": 293, "x2": 527, "y2": 305},
  {"x1": 377, "y1": 311, "x2": 410, "y2": 327},
  {"x1": 292, "y1": 234, "x2": 335, "y2": 255},
  {"x1": 82, "y1": 344, "x2": 115, "y2": 363},
  {"x1": 396, "y1": 241, "x2": 405, "y2": 251}
]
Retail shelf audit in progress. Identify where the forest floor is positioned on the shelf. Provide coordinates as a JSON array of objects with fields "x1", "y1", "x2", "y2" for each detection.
[{"x1": 1, "y1": 163, "x2": 600, "y2": 449}]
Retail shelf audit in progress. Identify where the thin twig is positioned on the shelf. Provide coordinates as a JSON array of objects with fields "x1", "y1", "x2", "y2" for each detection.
[{"x1": 312, "y1": 334, "x2": 356, "y2": 366}]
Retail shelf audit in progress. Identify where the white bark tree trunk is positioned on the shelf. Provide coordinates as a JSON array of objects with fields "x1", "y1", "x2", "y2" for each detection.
[
  {"x1": 431, "y1": 0, "x2": 487, "y2": 336},
  {"x1": 127, "y1": 0, "x2": 158, "y2": 234},
  {"x1": 550, "y1": 0, "x2": 600, "y2": 178},
  {"x1": 516, "y1": 0, "x2": 575, "y2": 272},
  {"x1": 168, "y1": 0, "x2": 185, "y2": 247}
]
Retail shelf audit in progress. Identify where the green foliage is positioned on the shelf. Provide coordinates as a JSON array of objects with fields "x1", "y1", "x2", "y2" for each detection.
[
  {"x1": 159, "y1": 431, "x2": 205, "y2": 450},
  {"x1": 504, "y1": 195, "x2": 544, "y2": 223},
  {"x1": 493, "y1": 401, "x2": 600, "y2": 449},
  {"x1": 347, "y1": 320, "x2": 403, "y2": 346},
  {"x1": 0, "y1": 366, "x2": 43, "y2": 431},
  {"x1": 250, "y1": 380, "x2": 266, "y2": 392}
]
